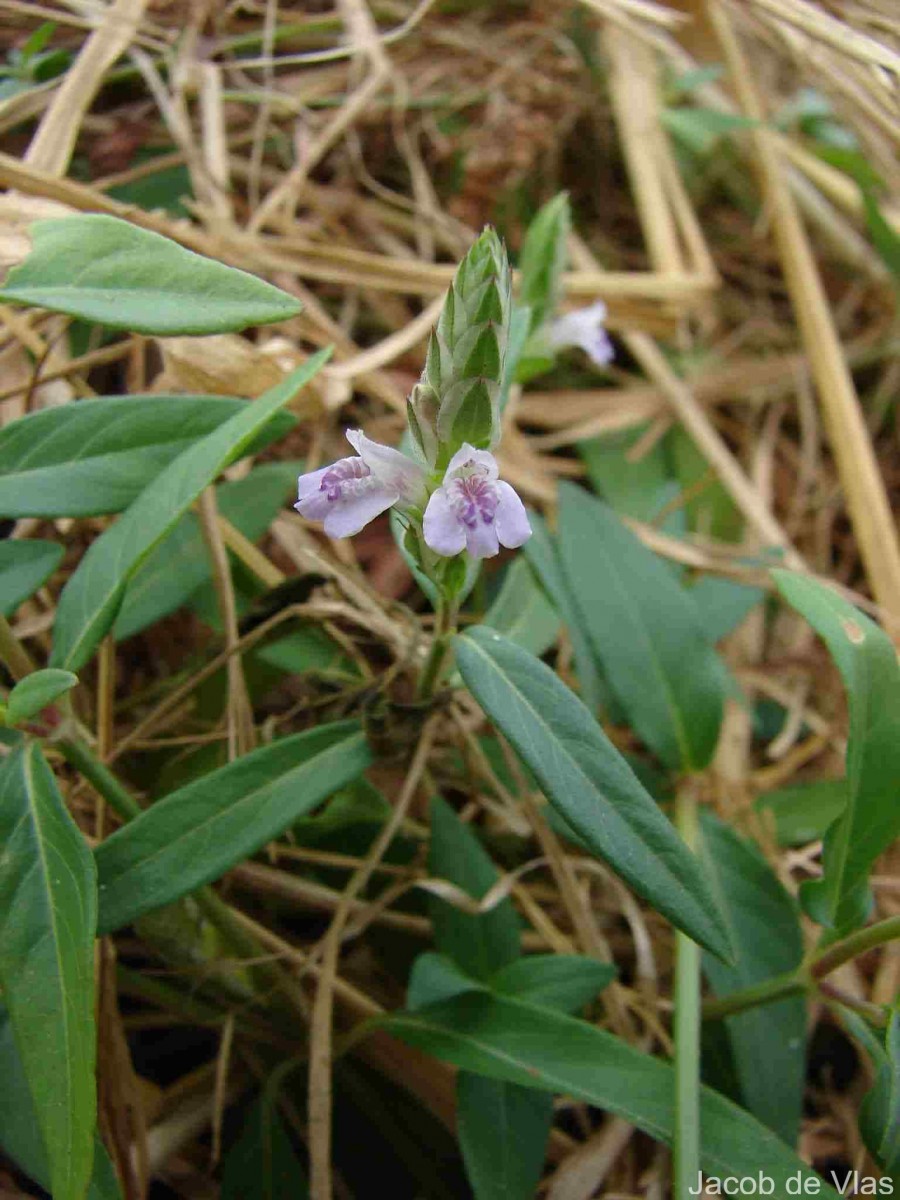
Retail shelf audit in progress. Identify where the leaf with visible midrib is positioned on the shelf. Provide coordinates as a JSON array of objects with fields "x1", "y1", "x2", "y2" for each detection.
[
  {"x1": 0, "y1": 744, "x2": 98, "y2": 1200},
  {"x1": 557, "y1": 485, "x2": 726, "y2": 771},
  {"x1": 0, "y1": 395, "x2": 295, "y2": 519},
  {"x1": 0, "y1": 1015, "x2": 121, "y2": 1200},
  {"x1": 0, "y1": 215, "x2": 302, "y2": 334},
  {"x1": 51, "y1": 352, "x2": 329, "y2": 672},
  {"x1": 96, "y1": 721, "x2": 371, "y2": 933},
  {"x1": 383, "y1": 991, "x2": 840, "y2": 1200},
  {"x1": 454, "y1": 626, "x2": 731, "y2": 961},
  {"x1": 774, "y1": 571, "x2": 900, "y2": 930}
]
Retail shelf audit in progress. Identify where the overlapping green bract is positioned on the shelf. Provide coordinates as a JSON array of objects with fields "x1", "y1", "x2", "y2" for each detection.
[{"x1": 408, "y1": 229, "x2": 511, "y2": 465}]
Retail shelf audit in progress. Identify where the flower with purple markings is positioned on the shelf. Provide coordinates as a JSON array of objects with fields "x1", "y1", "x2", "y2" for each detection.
[
  {"x1": 547, "y1": 300, "x2": 614, "y2": 368},
  {"x1": 423, "y1": 445, "x2": 531, "y2": 560},
  {"x1": 295, "y1": 429, "x2": 425, "y2": 538}
]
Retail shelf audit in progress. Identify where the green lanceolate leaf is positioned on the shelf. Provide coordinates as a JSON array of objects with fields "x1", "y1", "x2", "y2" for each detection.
[
  {"x1": 456, "y1": 1073, "x2": 553, "y2": 1200},
  {"x1": 698, "y1": 812, "x2": 806, "y2": 1145},
  {"x1": 115, "y1": 461, "x2": 302, "y2": 640},
  {"x1": 454, "y1": 626, "x2": 732, "y2": 960},
  {"x1": 557, "y1": 485, "x2": 726, "y2": 771},
  {"x1": 5, "y1": 668, "x2": 78, "y2": 726},
  {"x1": 0, "y1": 539, "x2": 62, "y2": 614},
  {"x1": 489, "y1": 955, "x2": 615, "y2": 1014},
  {"x1": 0, "y1": 394, "x2": 295, "y2": 518},
  {"x1": 382, "y1": 991, "x2": 839, "y2": 1200},
  {"x1": 96, "y1": 721, "x2": 371, "y2": 932},
  {"x1": 0, "y1": 1014, "x2": 122, "y2": 1200},
  {"x1": 51, "y1": 353, "x2": 329, "y2": 672},
  {"x1": 523, "y1": 513, "x2": 608, "y2": 713},
  {"x1": 0, "y1": 744, "x2": 98, "y2": 1200},
  {"x1": 518, "y1": 192, "x2": 570, "y2": 334},
  {"x1": 428, "y1": 795, "x2": 521, "y2": 982},
  {"x1": 755, "y1": 779, "x2": 847, "y2": 848},
  {"x1": 482, "y1": 557, "x2": 560, "y2": 659},
  {"x1": 0, "y1": 215, "x2": 302, "y2": 334},
  {"x1": 774, "y1": 571, "x2": 900, "y2": 930},
  {"x1": 841, "y1": 1008, "x2": 900, "y2": 1179}
]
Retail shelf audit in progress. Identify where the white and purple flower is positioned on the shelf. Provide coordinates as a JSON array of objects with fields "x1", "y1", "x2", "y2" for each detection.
[
  {"x1": 423, "y1": 445, "x2": 531, "y2": 560},
  {"x1": 547, "y1": 300, "x2": 614, "y2": 368},
  {"x1": 295, "y1": 429, "x2": 426, "y2": 538}
]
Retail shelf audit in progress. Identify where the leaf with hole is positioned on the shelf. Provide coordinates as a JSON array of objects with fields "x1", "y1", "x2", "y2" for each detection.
[
  {"x1": 454, "y1": 626, "x2": 731, "y2": 960},
  {"x1": 0, "y1": 743, "x2": 98, "y2": 1200},
  {"x1": 0, "y1": 215, "x2": 302, "y2": 334},
  {"x1": 774, "y1": 570, "x2": 900, "y2": 930},
  {"x1": 95, "y1": 721, "x2": 371, "y2": 932},
  {"x1": 0, "y1": 394, "x2": 295, "y2": 519},
  {"x1": 50, "y1": 353, "x2": 328, "y2": 672}
]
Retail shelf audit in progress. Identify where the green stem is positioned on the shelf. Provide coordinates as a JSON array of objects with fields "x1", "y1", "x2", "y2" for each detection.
[
  {"x1": 810, "y1": 915, "x2": 900, "y2": 980},
  {"x1": 0, "y1": 612, "x2": 34, "y2": 681},
  {"x1": 417, "y1": 599, "x2": 453, "y2": 700},
  {"x1": 701, "y1": 970, "x2": 806, "y2": 1021},
  {"x1": 57, "y1": 736, "x2": 143, "y2": 821},
  {"x1": 702, "y1": 915, "x2": 900, "y2": 1021},
  {"x1": 673, "y1": 790, "x2": 701, "y2": 1200}
]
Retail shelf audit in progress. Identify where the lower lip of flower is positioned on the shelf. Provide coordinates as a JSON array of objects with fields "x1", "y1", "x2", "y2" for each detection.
[{"x1": 450, "y1": 474, "x2": 497, "y2": 528}]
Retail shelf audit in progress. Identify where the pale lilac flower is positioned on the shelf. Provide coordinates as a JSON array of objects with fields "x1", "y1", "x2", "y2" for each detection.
[
  {"x1": 547, "y1": 300, "x2": 614, "y2": 367},
  {"x1": 295, "y1": 429, "x2": 426, "y2": 538},
  {"x1": 423, "y1": 445, "x2": 531, "y2": 560}
]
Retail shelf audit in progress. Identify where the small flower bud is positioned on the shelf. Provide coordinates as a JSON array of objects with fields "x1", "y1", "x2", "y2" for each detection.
[{"x1": 406, "y1": 380, "x2": 440, "y2": 467}]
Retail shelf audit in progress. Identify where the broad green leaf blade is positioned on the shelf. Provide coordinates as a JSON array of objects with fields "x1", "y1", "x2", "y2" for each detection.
[
  {"x1": 774, "y1": 571, "x2": 900, "y2": 930},
  {"x1": 579, "y1": 425, "x2": 681, "y2": 528},
  {"x1": 221, "y1": 1096, "x2": 309, "y2": 1200},
  {"x1": 115, "y1": 461, "x2": 302, "y2": 640},
  {"x1": 408, "y1": 953, "x2": 483, "y2": 1011},
  {"x1": 96, "y1": 721, "x2": 371, "y2": 933},
  {"x1": 383, "y1": 991, "x2": 839, "y2": 1200},
  {"x1": 523, "y1": 513, "x2": 608, "y2": 713},
  {"x1": 698, "y1": 811, "x2": 806, "y2": 1144},
  {"x1": 0, "y1": 215, "x2": 302, "y2": 334},
  {"x1": 0, "y1": 539, "x2": 62, "y2": 614},
  {"x1": 0, "y1": 744, "x2": 98, "y2": 1200},
  {"x1": 755, "y1": 779, "x2": 847, "y2": 848},
  {"x1": 6, "y1": 668, "x2": 78, "y2": 725},
  {"x1": 0, "y1": 1014, "x2": 122, "y2": 1200},
  {"x1": 689, "y1": 576, "x2": 764, "y2": 645},
  {"x1": 482, "y1": 558, "x2": 560, "y2": 658},
  {"x1": 428, "y1": 795, "x2": 521, "y2": 981},
  {"x1": 51, "y1": 354, "x2": 328, "y2": 671},
  {"x1": 490, "y1": 955, "x2": 615, "y2": 1014},
  {"x1": 0, "y1": 394, "x2": 294, "y2": 519},
  {"x1": 456, "y1": 1073, "x2": 553, "y2": 1200},
  {"x1": 454, "y1": 627, "x2": 731, "y2": 960},
  {"x1": 557, "y1": 485, "x2": 726, "y2": 770}
]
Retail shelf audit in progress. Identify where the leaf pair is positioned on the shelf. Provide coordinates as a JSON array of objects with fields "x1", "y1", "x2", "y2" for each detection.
[{"x1": 50, "y1": 352, "x2": 329, "y2": 672}]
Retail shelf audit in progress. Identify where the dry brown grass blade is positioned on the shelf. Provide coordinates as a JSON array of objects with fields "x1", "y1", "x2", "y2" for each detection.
[
  {"x1": 307, "y1": 718, "x2": 437, "y2": 1200},
  {"x1": 24, "y1": 0, "x2": 148, "y2": 177},
  {"x1": 709, "y1": 0, "x2": 900, "y2": 623}
]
